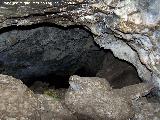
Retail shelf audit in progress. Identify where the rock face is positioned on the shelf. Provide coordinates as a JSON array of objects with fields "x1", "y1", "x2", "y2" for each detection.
[
  {"x1": 0, "y1": 0, "x2": 159, "y2": 92},
  {"x1": 0, "y1": 26, "x2": 105, "y2": 80},
  {"x1": 65, "y1": 75, "x2": 153, "y2": 120},
  {"x1": 0, "y1": 1, "x2": 160, "y2": 119},
  {"x1": 0, "y1": 74, "x2": 76, "y2": 120},
  {"x1": 0, "y1": 74, "x2": 159, "y2": 120},
  {"x1": 0, "y1": 74, "x2": 40, "y2": 119},
  {"x1": 132, "y1": 97, "x2": 160, "y2": 120}
]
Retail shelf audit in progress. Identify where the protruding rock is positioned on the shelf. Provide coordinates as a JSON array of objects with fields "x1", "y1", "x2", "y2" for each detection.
[
  {"x1": 0, "y1": 74, "x2": 76, "y2": 120},
  {"x1": 65, "y1": 75, "x2": 134, "y2": 120},
  {"x1": 113, "y1": 83, "x2": 154, "y2": 100}
]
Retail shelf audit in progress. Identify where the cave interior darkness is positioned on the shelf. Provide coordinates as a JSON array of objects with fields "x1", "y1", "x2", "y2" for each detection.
[{"x1": 0, "y1": 23, "x2": 142, "y2": 94}]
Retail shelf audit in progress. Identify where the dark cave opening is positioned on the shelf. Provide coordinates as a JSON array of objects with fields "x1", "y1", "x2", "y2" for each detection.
[
  {"x1": 0, "y1": 23, "x2": 142, "y2": 94},
  {"x1": 23, "y1": 73, "x2": 70, "y2": 89},
  {"x1": 21, "y1": 50, "x2": 142, "y2": 94}
]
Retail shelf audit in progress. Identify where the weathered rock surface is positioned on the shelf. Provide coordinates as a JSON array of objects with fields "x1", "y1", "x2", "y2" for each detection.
[
  {"x1": 0, "y1": 74, "x2": 159, "y2": 120},
  {"x1": 113, "y1": 83, "x2": 153, "y2": 101},
  {"x1": 0, "y1": 74, "x2": 76, "y2": 120},
  {"x1": 65, "y1": 75, "x2": 153, "y2": 120},
  {"x1": 0, "y1": 26, "x2": 105, "y2": 80},
  {"x1": 0, "y1": 74, "x2": 40, "y2": 119},
  {"x1": 36, "y1": 94, "x2": 77, "y2": 120},
  {"x1": 0, "y1": 0, "x2": 160, "y2": 118},
  {"x1": 132, "y1": 97, "x2": 160, "y2": 120},
  {"x1": 0, "y1": 0, "x2": 159, "y2": 91}
]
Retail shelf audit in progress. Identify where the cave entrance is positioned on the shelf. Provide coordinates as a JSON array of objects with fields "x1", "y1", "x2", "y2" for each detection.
[{"x1": 0, "y1": 23, "x2": 142, "y2": 95}]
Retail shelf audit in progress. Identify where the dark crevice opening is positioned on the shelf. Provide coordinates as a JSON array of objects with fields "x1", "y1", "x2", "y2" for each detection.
[
  {"x1": 97, "y1": 50, "x2": 143, "y2": 89},
  {"x1": 17, "y1": 50, "x2": 142, "y2": 92},
  {"x1": 23, "y1": 73, "x2": 70, "y2": 89},
  {"x1": 0, "y1": 22, "x2": 93, "y2": 35},
  {"x1": 0, "y1": 23, "x2": 142, "y2": 94}
]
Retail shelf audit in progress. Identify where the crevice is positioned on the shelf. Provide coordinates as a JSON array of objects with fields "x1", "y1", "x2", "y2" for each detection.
[
  {"x1": 97, "y1": 50, "x2": 142, "y2": 89},
  {"x1": 0, "y1": 23, "x2": 142, "y2": 94}
]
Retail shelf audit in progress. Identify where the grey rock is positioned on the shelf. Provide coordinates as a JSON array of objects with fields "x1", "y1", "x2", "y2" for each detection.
[
  {"x1": 0, "y1": 74, "x2": 40, "y2": 120},
  {"x1": 0, "y1": 74, "x2": 76, "y2": 120},
  {"x1": 132, "y1": 97, "x2": 160, "y2": 120},
  {"x1": 0, "y1": 26, "x2": 105, "y2": 80},
  {"x1": 0, "y1": 1, "x2": 160, "y2": 119},
  {"x1": 0, "y1": 0, "x2": 160, "y2": 91},
  {"x1": 65, "y1": 75, "x2": 135, "y2": 120},
  {"x1": 113, "y1": 83, "x2": 153, "y2": 101},
  {"x1": 37, "y1": 94, "x2": 77, "y2": 120},
  {"x1": 0, "y1": 74, "x2": 158, "y2": 120}
]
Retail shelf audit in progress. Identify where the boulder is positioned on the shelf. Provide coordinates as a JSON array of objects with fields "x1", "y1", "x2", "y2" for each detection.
[
  {"x1": 0, "y1": 74, "x2": 76, "y2": 120},
  {"x1": 65, "y1": 75, "x2": 134, "y2": 120}
]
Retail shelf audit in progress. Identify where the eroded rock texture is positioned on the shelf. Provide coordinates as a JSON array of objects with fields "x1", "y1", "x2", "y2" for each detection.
[
  {"x1": 0, "y1": 1, "x2": 160, "y2": 119},
  {"x1": 0, "y1": 0, "x2": 159, "y2": 91},
  {"x1": 0, "y1": 74, "x2": 76, "y2": 120},
  {"x1": 0, "y1": 26, "x2": 105, "y2": 81},
  {"x1": 65, "y1": 75, "x2": 157, "y2": 120},
  {"x1": 1, "y1": 74, "x2": 158, "y2": 120}
]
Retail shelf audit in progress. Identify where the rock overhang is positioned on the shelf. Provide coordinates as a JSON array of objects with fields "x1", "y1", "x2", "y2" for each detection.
[{"x1": 0, "y1": 0, "x2": 160, "y2": 93}]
